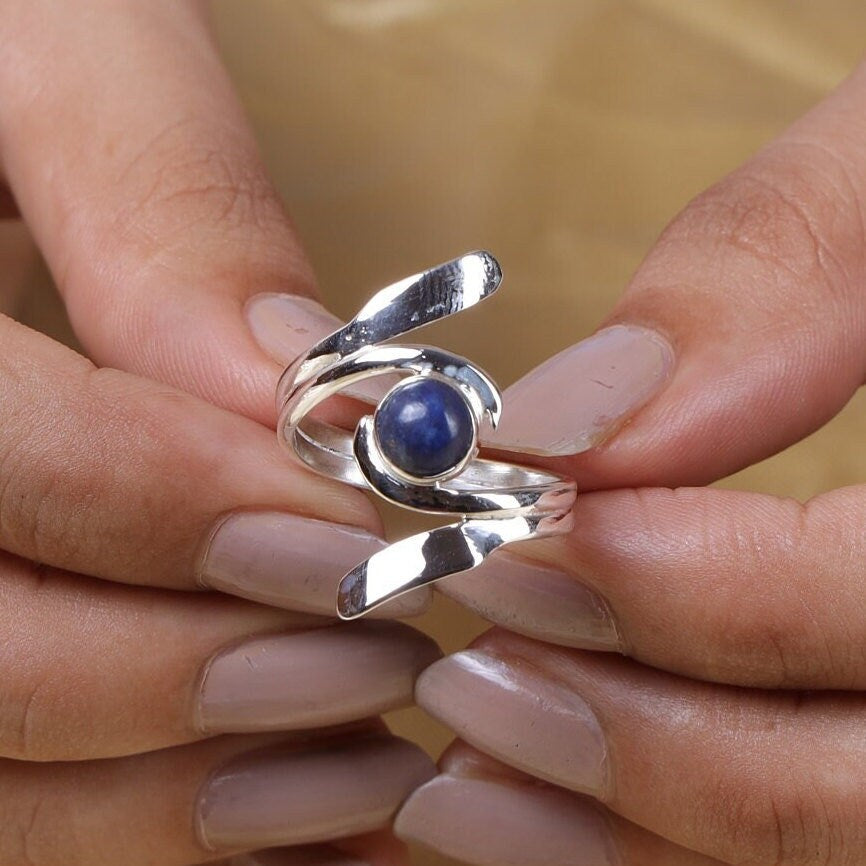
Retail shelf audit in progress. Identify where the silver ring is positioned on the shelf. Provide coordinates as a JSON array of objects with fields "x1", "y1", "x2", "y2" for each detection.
[{"x1": 277, "y1": 251, "x2": 577, "y2": 619}]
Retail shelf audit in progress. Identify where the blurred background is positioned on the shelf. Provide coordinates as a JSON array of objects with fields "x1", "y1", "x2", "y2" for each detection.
[{"x1": 7, "y1": 1, "x2": 866, "y2": 862}]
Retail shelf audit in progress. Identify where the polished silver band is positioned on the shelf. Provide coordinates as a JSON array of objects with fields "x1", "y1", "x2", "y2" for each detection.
[{"x1": 277, "y1": 251, "x2": 577, "y2": 619}]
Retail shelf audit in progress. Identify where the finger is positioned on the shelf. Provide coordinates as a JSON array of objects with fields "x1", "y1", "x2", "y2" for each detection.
[
  {"x1": 396, "y1": 742, "x2": 727, "y2": 866},
  {"x1": 0, "y1": 316, "x2": 429, "y2": 616},
  {"x1": 486, "y1": 59, "x2": 866, "y2": 488},
  {"x1": 443, "y1": 482, "x2": 866, "y2": 689},
  {"x1": 0, "y1": 0, "x2": 330, "y2": 425},
  {"x1": 418, "y1": 631, "x2": 866, "y2": 866},
  {"x1": 0, "y1": 730, "x2": 434, "y2": 866},
  {"x1": 0, "y1": 551, "x2": 439, "y2": 760}
]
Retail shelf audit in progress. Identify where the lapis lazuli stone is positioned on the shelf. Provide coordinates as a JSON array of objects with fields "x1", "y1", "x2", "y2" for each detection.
[{"x1": 374, "y1": 378, "x2": 475, "y2": 478}]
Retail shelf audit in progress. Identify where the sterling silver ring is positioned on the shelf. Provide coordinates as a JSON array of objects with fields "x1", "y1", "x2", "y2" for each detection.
[{"x1": 276, "y1": 251, "x2": 577, "y2": 620}]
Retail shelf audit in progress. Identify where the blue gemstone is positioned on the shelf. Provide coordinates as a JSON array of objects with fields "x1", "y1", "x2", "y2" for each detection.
[{"x1": 374, "y1": 378, "x2": 475, "y2": 478}]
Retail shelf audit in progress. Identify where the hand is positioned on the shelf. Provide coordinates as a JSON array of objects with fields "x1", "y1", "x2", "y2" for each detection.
[
  {"x1": 0, "y1": 3, "x2": 439, "y2": 864},
  {"x1": 394, "y1": 58, "x2": 866, "y2": 866}
]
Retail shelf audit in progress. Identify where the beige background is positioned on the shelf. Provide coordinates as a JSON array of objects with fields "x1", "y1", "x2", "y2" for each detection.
[{"x1": 9, "y1": 2, "x2": 866, "y2": 863}]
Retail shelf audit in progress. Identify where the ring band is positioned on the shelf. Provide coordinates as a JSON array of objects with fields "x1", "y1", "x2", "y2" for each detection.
[{"x1": 277, "y1": 251, "x2": 577, "y2": 619}]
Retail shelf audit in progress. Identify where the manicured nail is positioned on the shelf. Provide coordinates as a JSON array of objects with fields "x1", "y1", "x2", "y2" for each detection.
[
  {"x1": 199, "y1": 511, "x2": 428, "y2": 618},
  {"x1": 489, "y1": 325, "x2": 673, "y2": 455},
  {"x1": 197, "y1": 735, "x2": 435, "y2": 851},
  {"x1": 247, "y1": 292, "x2": 393, "y2": 407},
  {"x1": 438, "y1": 553, "x2": 621, "y2": 650},
  {"x1": 246, "y1": 293, "x2": 343, "y2": 364},
  {"x1": 416, "y1": 650, "x2": 609, "y2": 795},
  {"x1": 396, "y1": 774, "x2": 620, "y2": 866},
  {"x1": 197, "y1": 621, "x2": 441, "y2": 733},
  {"x1": 231, "y1": 846, "x2": 368, "y2": 866}
]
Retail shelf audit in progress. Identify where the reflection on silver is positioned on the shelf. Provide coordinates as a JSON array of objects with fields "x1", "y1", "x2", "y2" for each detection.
[{"x1": 277, "y1": 251, "x2": 576, "y2": 619}]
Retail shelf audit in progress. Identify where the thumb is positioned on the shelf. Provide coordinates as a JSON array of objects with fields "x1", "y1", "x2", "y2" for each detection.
[
  {"x1": 0, "y1": 1, "x2": 340, "y2": 427},
  {"x1": 490, "y1": 59, "x2": 866, "y2": 489}
]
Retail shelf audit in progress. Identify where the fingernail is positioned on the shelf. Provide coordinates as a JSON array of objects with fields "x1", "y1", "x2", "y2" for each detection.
[
  {"x1": 197, "y1": 735, "x2": 435, "y2": 851},
  {"x1": 199, "y1": 512, "x2": 428, "y2": 618},
  {"x1": 246, "y1": 292, "x2": 391, "y2": 403},
  {"x1": 416, "y1": 650, "x2": 609, "y2": 795},
  {"x1": 395, "y1": 774, "x2": 621, "y2": 866},
  {"x1": 197, "y1": 621, "x2": 441, "y2": 733},
  {"x1": 246, "y1": 293, "x2": 343, "y2": 364},
  {"x1": 489, "y1": 325, "x2": 673, "y2": 455},
  {"x1": 438, "y1": 553, "x2": 622, "y2": 650},
  {"x1": 231, "y1": 846, "x2": 369, "y2": 866}
]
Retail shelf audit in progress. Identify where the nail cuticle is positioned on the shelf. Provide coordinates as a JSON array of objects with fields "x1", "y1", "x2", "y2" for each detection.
[
  {"x1": 194, "y1": 509, "x2": 233, "y2": 592},
  {"x1": 192, "y1": 643, "x2": 222, "y2": 736}
]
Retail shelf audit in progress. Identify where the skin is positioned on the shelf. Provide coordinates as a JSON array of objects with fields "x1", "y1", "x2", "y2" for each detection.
[{"x1": 6, "y1": 2, "x2": 866, "y2": 866}]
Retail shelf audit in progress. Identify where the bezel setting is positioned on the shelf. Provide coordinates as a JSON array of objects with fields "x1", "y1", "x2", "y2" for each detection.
[
  {"x1": 275, "y1": 250, "x2": 577, "y2": 619},
  {"x1": 369, "y1": 372, "x2": 480, "y2": 487}
]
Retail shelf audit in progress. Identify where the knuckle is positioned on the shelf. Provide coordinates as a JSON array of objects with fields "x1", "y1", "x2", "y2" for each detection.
[
  {"x1": 0, "y1": 420, "x2": 101, "y2": 568},
  {"x1": 0, "y1": 686, "x2": 49, "y2": 765},
  {"x1": 84, "y1": 368, "x2": 228, "y2": 553},
  {"x1": 0, "y1": 445, "x2": 72, "y2": 568},
  {"x1": 657, "y1": 141, "x2": 865, "y2": 322},
  {"x1": 29, "y1": 467, "x2": 95, "y2": 567},
  {"x1": 712, "y1": 779, "x2": 843, "y2": 866},
  {"x1": 0, "y1": 564, "x2": 61, "y2": 763},
  {"x1": 696, "y1": 171, "x2": 828, "y2": 278},
  {"x1": 64, "y1": 117, "x2": 314, "y2": 344},
  {"x1": 724, "y1": 600, "x2": 838, "y2": 689},
  {"x1": 0, "y1": 368, "x2": 170, "y2": 574},
  {"x1": 693, "y1": 496, "x2": 853, "y2": 689},
  {"x1": 79, "y1": 370, "x2": 189, "y2": 556},
  {"x1": 114, "y1": 118, "x2": 287, "y2": 248},
  {"x1": 0, "y1": 366, "x2": 99, "y2": 566},
  {"x1": 11, "y1": 794, "x2": 49, "y2": 866},
  {"x1": 10, "y1": 667, "x2": 47, "y2": 762},
  {"x1": 0, "y1": 360, "x2": 221, "y2": 584}
]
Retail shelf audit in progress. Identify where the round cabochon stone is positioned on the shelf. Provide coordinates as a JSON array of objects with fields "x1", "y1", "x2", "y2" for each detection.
[{"x1": 373, "y1": 377, "x2": 475, "y2": 478}]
